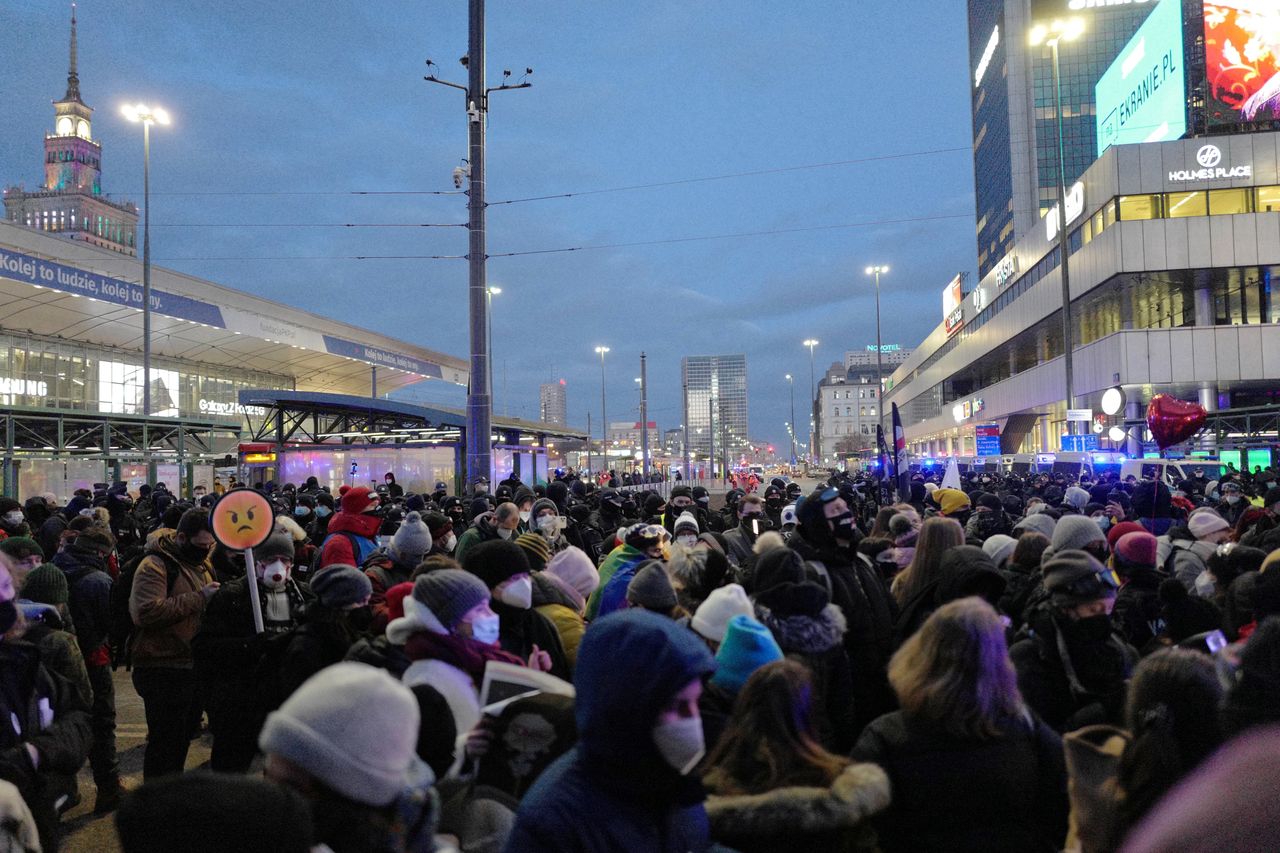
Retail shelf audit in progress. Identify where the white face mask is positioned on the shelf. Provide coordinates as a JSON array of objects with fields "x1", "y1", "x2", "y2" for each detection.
[
  {"x1": 1225, "y1": 495, "x2": 1241, "y2": 505},
  {"x1": 519, "y1": 511, "x2": 531, "y2": 524},
  {"x1": 444, "y1": 533, "x2": 457, "y2": 552},
  {"x1": 652, "y1": 716, "x2": 705, "y2": 775},
  {"x1": 537, "y1": 515, "x2": 559, "y2": 536},
  {"x1": 466, "y1": 612, "x2": 501, "y2": 646},
  {"x1": 676, "y1": 534, "x2": 697, "y2": 548},
  {"x1": 498, "y1": 575, "x2": 533, "y2": 609},
  {"x1": 3, "y1": 512, "x2": 22, "y2": 527},
  {"x1": 259, "y1": 559, "x2": 289, "y2": 590},
  {"x1": 497, "y1": 527, "x2": 514, "y2": 540}
]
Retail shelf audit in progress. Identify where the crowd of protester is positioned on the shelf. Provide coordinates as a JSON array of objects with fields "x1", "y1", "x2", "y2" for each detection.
[{"x1": 0, "y1": 461, "x2": 1277, "y2": 851}]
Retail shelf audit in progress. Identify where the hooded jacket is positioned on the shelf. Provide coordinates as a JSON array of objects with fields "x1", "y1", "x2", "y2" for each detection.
[
  {"x1": 704, "y1": 763, "x2": 890, "y2": 853},
  {"x1": 317, "y1": 510, "x2": 381, "y2": 569},
  {"x1": 532, "y1": 572, "x2": 587, "y2": 670},
  {"x1": 504, "y1": 610, "x2": 716, "y2": 853},
  {"x1": 586, "y1": 544, "x2": 647, "y2": 621},
  {"x1": 1155, "y1": 532, "x2": 1215, "y2": 591},
  {"x1": 53, "y1": 543, "x2": 114, "y2": 660},
  {"x1": 128, "y1": 529, "x2": 215, "y2": 668},
  {"x1": 454, "y1": 513, "x2": 503, "y2": 564},
  {"x1": 893, "y1": 546, "x2": 1007, "y2": 646}
]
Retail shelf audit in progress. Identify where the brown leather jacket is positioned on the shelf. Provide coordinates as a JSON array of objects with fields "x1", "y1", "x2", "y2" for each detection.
[{"x1": 128, "y1": 529, "x2": 214, "y2": 668}]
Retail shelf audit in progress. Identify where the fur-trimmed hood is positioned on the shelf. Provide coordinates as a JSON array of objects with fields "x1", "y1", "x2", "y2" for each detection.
[
  {"x1": 704, "y1": 763, "x2": 890, "y2": 836},
  {"x1": 754, "y1": 601, "x2": 846, "y2": 654}
]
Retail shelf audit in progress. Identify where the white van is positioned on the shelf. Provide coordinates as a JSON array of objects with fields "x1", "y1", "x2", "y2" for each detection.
[{"x1": 1119, "y1": 459, "x2": 1224, "y2": 486}]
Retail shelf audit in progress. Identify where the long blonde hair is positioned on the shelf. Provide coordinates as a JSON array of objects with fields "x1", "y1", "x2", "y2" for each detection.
[
  {"x1": 888, "y1": 597, "x2": 1025, "y2": 739},
  {"x1": 891, "y1": 516, "x2": 964, "y2": 605}
]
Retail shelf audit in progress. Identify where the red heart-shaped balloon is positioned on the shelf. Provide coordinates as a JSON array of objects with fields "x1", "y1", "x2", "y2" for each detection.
[{"x1": 1146, "y1": 395, "x2": 1207, "y2": 450}]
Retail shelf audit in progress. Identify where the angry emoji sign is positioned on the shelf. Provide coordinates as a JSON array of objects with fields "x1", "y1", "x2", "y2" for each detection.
[{"x1": 211, "y1": 488, "x2": 275, "y2": 551}]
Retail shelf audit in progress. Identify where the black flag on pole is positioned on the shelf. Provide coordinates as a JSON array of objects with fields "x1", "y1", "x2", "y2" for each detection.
[{"x1": 892, "y1": 402, "x2": 910, "y2": 503}]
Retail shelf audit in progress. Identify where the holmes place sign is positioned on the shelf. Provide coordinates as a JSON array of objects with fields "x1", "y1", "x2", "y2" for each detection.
[{"x1": 1169, "y1": 144, "x2": 1252, "y2": 182}]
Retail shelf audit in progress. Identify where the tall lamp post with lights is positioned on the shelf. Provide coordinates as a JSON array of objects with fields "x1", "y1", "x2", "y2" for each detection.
[
  {"x1": 121, "y1": 103, "x2": 170, "y2": 420},
  {"x1": 865, "y1": 265, "x2": 889, "y2": 438},
  {"x1": 1029, "y1": 17, "x2": 1085, "y2": 434},
  {"x1": 803, "y1": 339, "x2": 819, "y2": 465},
  {"x1": 785, "y1": 373, "x2": 796, "y2": 466},
  {"x1": 594, "y1": 346, "x2": 609, "y2": 475}
]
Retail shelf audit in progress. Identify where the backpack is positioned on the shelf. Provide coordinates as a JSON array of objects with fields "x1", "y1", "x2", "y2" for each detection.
[
  {"x1": 310, "y1": 530, "x2": 376, "y2": 574},
  {"x1": 108, "y1": 550, "x2": 181, "y2": 671}
]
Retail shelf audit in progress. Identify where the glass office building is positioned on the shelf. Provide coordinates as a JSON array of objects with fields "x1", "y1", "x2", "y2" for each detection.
[
  {"x1": 969, "y1": 0, "x2": 1153, "y2": 277},
  {"x1": 681, "y1": 355, "x2": 749, "y2": 463}
]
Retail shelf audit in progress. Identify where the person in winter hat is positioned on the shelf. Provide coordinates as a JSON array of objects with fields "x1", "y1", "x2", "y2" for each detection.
[
  {"x1": 1013, "y1": 512, "x2": 1056, "y2": 540},
  {"x1": 317, "y1": 486, "x2": 382, "y2": 570},
  {"x1": 1160, "y1": 509, "x2": 1233, "y2": 595},
  {"x1": 931, "y1": 488, "x2": 971, "y2": 522},
  {"x1": 1010, "y1": 551, "x2": 1138, "y2": 732},
  {"x1": 965, "y1": 493, "x2": 1012, "y2": 543},
  {"x1": 505, "y1": 610, "x2": 716, "y2": 853},
  {"x1": 361, "y1": 510, "x2": 433, "y2": 635},
  {"x1": 982, "y1": 533, "x2": 1017, "y2": 570},
  {"x1": 532, "y1": 546, "x2": 598, "y2": 669},
  {"x1": 1063, "y1": 486, "x2": 1090, "y2": 513},
  {"x1": 627, "y1": 562, "x2": 682, "y2": 618},
  {"x1": 260, "y1": 662, "x2": 439, "y2": 853},
  {"x1": 193, "y1": 523, "x2": 314, "y2": 774},
  {"x1": 463, "y1": 540, "x2": 569, "y2": 679},
  {"x1": 591, "y1": 523, "x2": 669, "y2": 620},
  {"x1": 1046, "y1": 514, "x2": 1109, "y2": 564},
  {"x1": 691, "y1": 583, "x2": 753, "y2": 651},
  {"x1": 1132, "y1": 480, "x2": 1175, "y2": 536},
  {"x1": 885, "y1": 513, "x2": 919, "y2": 575},
  {"x1": 515, "y1": 531, "x2": 551, "y2": 572},
  {"x1": 750, "y1": 545, "x2": 857, "y2": 753},
  {"x1": 1109, "y1": 531, "x2": 1165, "y2": 651},
  {"x1": 709, "y1": 614, "x2": 783, "y2": 695},
  {"x1": 673, "y1": 512, "x2": 701, "y2": 549},
  {"x1": 388, "y1": 569, "x2": 528, "y2": 744},
  {"x1": 276, "y1": 566, "x2": 374, "y2": 702},
  {"x1": 423, "y1": 512, "x2": 455, "y2": 558}
]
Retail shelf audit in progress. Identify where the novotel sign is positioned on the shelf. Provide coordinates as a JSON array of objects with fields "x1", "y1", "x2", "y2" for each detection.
[
  {"x1": 1168, "y1": 144, "x2": 1252, "y2": 182},
  {"x1": 993, "y1": 254, "x2": 1018, "y2": 288}
]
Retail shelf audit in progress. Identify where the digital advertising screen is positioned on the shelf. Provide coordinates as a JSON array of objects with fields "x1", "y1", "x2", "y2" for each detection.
[
  {"x1": 1205, "y1": 1, "x2": 1280, "y2": 125},
  {"x1": 1095, "y1": 0, "x2": 1186, "y2": 154}
]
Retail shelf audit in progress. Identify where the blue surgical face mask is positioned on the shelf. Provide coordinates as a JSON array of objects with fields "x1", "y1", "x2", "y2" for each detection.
[
  {"x1": 315, "y1": 506, "x2": 332, "y2": 518},
  {"x1": 1094, "y1": 516, "x2": 1111, "y2": 532},
  {"x1": 293, "y1": 506, "x2": 309, "y2": 517}
]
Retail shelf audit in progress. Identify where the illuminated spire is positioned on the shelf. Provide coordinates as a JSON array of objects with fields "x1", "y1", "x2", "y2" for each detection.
[{"x1": 64, "y1": 3, "x2": 81, "y2": 103}]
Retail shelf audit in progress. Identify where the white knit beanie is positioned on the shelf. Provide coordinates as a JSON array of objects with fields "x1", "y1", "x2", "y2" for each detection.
[
  {"x1": 545, "y1": 546, "x2": 599, "y2": 599},
  {"x1": 691, "y1": 583, "x2": 753, "y2": 643},
  {"x1": 258, "y1": 662, "x2": 419, "y2": 807}
]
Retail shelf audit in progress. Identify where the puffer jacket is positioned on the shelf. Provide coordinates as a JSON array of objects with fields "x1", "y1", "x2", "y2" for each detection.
[
  {"x1": 1155, "y1": 534, "x2": 1215, "y2": 591},
  {"x1": 127, "y1": 529, "x2": 214, "y2": 668},
  {"x1": 532, "y1": 573, "x2": 586, "y2": 670},
  {"x1": 704, "y1": 763, "x2": 891, "y2": 853}
]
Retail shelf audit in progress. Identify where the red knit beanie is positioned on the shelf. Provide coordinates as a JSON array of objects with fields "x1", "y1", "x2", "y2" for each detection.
[
  {"x1": 1107, "y1": 520, "x2": 1145, "y2": 551},
  {"x1": 1116, "y1": 531, "x2": 1158, "y2": 569},
  {"x1": 385, "y1": 581, "x2": 414, "y2": 623}
]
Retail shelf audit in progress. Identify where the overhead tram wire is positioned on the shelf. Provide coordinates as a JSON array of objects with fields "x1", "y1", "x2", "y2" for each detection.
[
  {"x1": 116, "y1": 209, "x2": 970, "y2": 262},
  {"x1": 112, "y1": 145, "x2": 969, "y2": 202}
]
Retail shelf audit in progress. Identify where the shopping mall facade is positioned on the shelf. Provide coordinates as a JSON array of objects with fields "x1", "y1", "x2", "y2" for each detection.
[{"x1": 885, "y1": 131, "x2": 1280, "y2": 461}]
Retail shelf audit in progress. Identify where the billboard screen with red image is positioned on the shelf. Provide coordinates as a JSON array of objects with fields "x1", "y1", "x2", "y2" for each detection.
[{"x1": 1204, "y1": 2, "x2": 1280, "y2": 125}]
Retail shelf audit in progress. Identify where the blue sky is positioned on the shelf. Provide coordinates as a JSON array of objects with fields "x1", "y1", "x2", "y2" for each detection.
[{"x1": 1, "y1": 0, "x2": 979, "y2": 450}]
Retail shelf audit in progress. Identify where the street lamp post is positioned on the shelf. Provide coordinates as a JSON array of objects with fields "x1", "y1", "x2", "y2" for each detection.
[
  {"x1": 594, "y1": 346, "x2": 609, "y2": 476},
  {"x1": 785, "y1": 374, "x2": 796, "y2": 466},
  {"x1": 1030, "y1": 17, "x2": 1085, "y2": 434},
  {"x1": 121, "y1": 103, "x2": 170, "y2": 419},
  {"x1": 803, "y1": 339, "x2": 819, "y2": 465},
  {"x1": 865, "y1": 266, "x2": 889, "y2": 439}
]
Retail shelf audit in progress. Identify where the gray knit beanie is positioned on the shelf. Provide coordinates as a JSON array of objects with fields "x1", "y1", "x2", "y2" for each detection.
[
  {"x1": 254, "y1": 524, "x2": 296, "y2": 564},
  {"x1": 412, "y1": 568, "x2": 490, "y2": 630},
  {"x1": 258, "y1": 662, "x2": 420, "y2": 807},
  {"x1": 309, "y1": 564, "x2": 373, "y2": 610},
  {"x1": 391, "y1": 511, "x2": 433, "y2": 563},
  {"x1": 626, "y1": 561, "x2": 677, "y2": 611},
  {"x1": 1013, "y1": 512, "x2": 1057, "y2": 539},
  {"x1": 1051, "y1": 514, "x2": 1106, "y2": 553}
]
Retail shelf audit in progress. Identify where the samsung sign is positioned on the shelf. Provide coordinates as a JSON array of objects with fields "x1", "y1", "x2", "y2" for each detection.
[
  {"x1": 1168, "y1": 144, "x2": 1252, "y2": 182},
  {"x1": 1095, "y1": 0, "x2": 1185, "y2": 155}
]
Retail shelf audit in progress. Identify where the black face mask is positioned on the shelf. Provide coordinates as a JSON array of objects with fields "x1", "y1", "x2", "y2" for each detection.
[
  {"x1": 345, "y1": 606, "x2": 374, "y2": 634},
  {"x1": 829, "y1": 511, "x2": 857, "y2": 539},
  {"x1": 179, "y1": 541, "x2": 212, "y2": 563},
  {"x1": 0, "y1": 600, "x2": 18, "y2": 635},
  {"x1": 741, "y1": 513, "x2": 770, "y2": 532},
  {"x1": 1064, "y1": 613, "x2": 1113, "y2": 644}
]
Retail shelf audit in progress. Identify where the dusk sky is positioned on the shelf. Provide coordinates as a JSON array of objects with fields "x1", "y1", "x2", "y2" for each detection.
[{"x1": 1, "y1": 0, "x2": 979, "y2": 450}]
